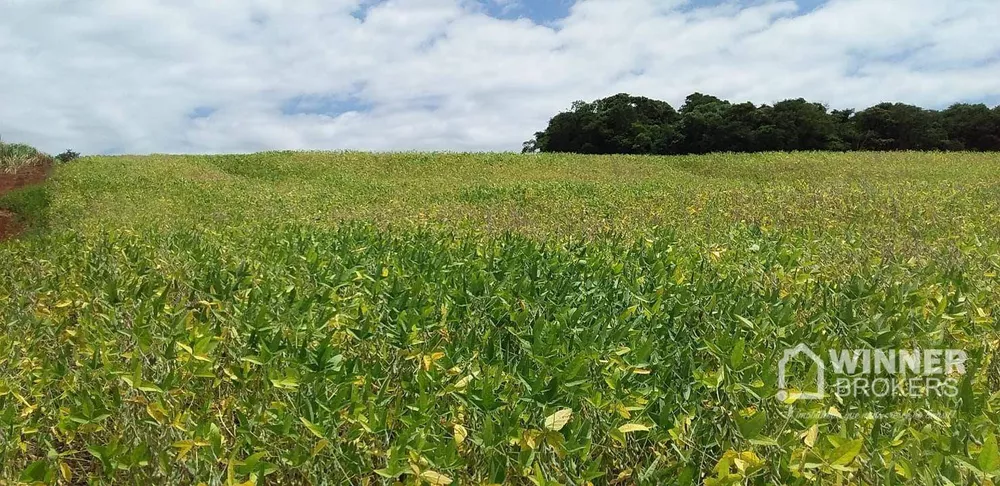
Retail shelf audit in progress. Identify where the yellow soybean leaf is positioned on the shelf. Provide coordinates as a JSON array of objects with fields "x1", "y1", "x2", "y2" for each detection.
[
  {"x1": 146, "y1": 402, "x2": 169, "y2": 425},
  {"x1": 544, "y1": 408, "x2": 573, "y2": 432},
  {"x1": 618, "y1": 423, "x2": 650, "y2": 434},
  {"x1": 453, "y1": 375, "x2": 473, "y2": 389},
  {"x1": 311, "y1": 439, "x2": 330, "y2": 457},
  {"x1": 173, "y1": 440, "x2": 196, "y2": 460},
  {"x1": 422, "y1": 352, "x2": 445, "y2": 371},
  {"x1": 420, "y1": 470, "x2": 453, "y2": 485},
  {"x1": 803, "y1": 424, "x2": 818, "y2": 448},
  {"x1": 453, "y1": 424, "x2": 468, "y2": 445},
  {"x1": 733, "y1": 450, "x2": 764, "y2": 472},
  {"x1": 521, "y1": 429, "x2": 543, "y2": 450}
]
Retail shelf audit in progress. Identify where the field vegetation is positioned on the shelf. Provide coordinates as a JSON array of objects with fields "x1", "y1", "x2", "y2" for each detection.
[
  {"x1": 0, "y1": 138, "x2": 46, "y2": 174},
  {"x1": 1, "y1": 151, "x2": 1000, "y2": 484}
]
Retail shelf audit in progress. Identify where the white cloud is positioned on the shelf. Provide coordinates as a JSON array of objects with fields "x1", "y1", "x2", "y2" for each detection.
[{"x1": 1, "y1": 0, "x2": 999, "y2": 154}]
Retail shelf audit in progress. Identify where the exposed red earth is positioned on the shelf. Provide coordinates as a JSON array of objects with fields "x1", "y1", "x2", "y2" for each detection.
[{"x1": 0, "y1": 159, "x2": 51, "y2": 240}]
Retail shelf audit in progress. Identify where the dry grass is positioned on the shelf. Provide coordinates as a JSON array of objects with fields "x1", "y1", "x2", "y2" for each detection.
[{"x1": 0, "y1": 137, "x2": 46, "y2": 173}]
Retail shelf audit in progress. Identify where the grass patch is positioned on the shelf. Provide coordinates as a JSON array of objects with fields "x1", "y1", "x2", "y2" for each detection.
[{"x1": 0, "y1": 184, "x2": 51, "y2": 232}]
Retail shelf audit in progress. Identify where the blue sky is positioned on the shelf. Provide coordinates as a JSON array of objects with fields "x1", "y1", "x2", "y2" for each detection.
[
  {"x1": 682, "y1": 0, "x2": 824, "y2": 14},
  {"x1": 484, "y1": 0, "x2": 829, "y2": 23},
  {"x1": 280, "y1": 95, "x2": 373, "y2": 117},
  {"x1": 487, "y1": 0, "x2": 830, "y2": 23},
  {"x1": 2, "y1": 0, "x2": 999, "y2": 154},
  {"x1": 479, "y1": 0, "x2": 575, "y2": 22}
]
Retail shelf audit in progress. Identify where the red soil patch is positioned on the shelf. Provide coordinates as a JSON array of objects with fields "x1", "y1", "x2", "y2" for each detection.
[
  {"x1": 0, "y1": 158, "x2": 53, "y2": 240},
  {"x1": 0, "y1": 210, "x2": 21, "y2": 241},
  {"x1": 0, "y1": 159, "x2": 51, "y2": 194}
]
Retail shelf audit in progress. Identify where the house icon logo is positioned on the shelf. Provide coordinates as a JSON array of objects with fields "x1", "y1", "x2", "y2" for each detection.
[{"x1": 777, "y1": 344, "x2": 825, "y2": 401}]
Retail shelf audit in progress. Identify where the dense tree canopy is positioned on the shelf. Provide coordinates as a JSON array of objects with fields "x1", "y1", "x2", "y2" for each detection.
[{"x1": 525, "y1": 93, "x2": 1000, "y2": 154}]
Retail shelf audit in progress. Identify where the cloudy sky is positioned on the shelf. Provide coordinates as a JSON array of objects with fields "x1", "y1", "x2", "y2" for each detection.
[{"x1": 2, "y1": 0, "x2": 999, "y2": 154}]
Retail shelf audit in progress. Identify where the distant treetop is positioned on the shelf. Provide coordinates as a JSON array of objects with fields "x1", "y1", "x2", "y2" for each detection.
[{"x1": 524, "y1": 93, "x2": 1000, "y2": 154}]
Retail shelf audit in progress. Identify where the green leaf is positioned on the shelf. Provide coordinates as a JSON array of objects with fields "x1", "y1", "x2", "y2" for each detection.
[
  {"x1": 20, "y1": 460, "x2": 50, "y2": 482},
  {"x1": 737, "y1": 410, "x2": 766, "y2": 439},
  {"x1": 730, "y1": 339, "x2": 745, "y2": 368},
  {"x1": 137, "y1": 382, "x2": 164, "y2": 393},
  {"x1": 270, "y1": 376, "x2": 299, "y2": 390},
  {"x1": 299, "y1": 417, "x2": 326, "y2": 439},
  {"x1": 980, "y1": 434, "x2": 1000, "y2": 473},
  {"x1": 749, "y1": 436, "x2": 779, "y2": 447},
  {"x1": 829, "y1": 438, "x2": 864, "y2": 466}
]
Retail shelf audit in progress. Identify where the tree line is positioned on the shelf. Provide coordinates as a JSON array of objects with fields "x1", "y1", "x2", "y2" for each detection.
[{"x1": 523, "y1": 93, "x2": 1000, "y2": 154}]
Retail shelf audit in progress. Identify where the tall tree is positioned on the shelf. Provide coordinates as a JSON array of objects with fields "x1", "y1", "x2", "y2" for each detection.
[
  {"x1": 526, "y1": 93, "x2": 1000, "y2": 155},
  {"x1": 942, "y1": 103, "x2": 1000, "y2": 151},
  {"x1": 759, "y1": 99, "x2": 838, "y2": 151},
  {"x1": 676, "y1": 94, "x2": 732, "y2": 154},
  {"x1": 853, "y1": 103, "x2": 948, "y2": 151},
  {"x1": 525, "y1": 94, "x2": 679, "y2": 154}
]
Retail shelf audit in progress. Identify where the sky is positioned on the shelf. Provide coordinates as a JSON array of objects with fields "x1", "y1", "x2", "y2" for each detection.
[{"x1": 2, "y1": 0, "x2": 999, "y2": 155}]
